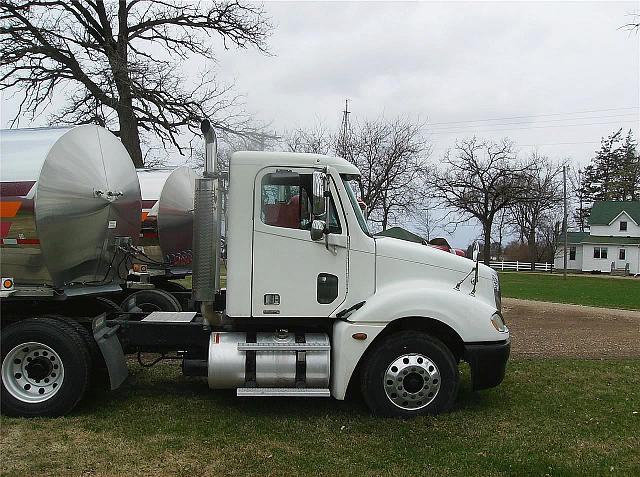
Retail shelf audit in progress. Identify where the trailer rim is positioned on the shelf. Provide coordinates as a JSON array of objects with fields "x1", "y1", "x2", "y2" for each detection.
[{"x1": 1, "y1": 341, "x2": 65, "y2": 403}]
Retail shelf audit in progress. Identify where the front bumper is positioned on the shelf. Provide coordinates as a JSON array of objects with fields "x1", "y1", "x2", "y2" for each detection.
[{"x1": 463, "y1": 338, "x2": 511, "y2": 391}]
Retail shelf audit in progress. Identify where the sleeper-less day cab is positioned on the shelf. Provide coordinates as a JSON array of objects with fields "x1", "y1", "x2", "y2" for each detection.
[{"x1": 1, "y1": 121, "x2": 509, "y2": 418}]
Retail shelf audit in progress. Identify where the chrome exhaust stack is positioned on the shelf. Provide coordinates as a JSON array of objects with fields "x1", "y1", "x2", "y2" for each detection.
[{"x1": 193, "y1": 119, "x2": 222, "y2": 325}]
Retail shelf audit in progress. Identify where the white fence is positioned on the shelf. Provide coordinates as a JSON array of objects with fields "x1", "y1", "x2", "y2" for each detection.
[{"x1": 490, "y1": 261, "x2": 553, "y2": 272}]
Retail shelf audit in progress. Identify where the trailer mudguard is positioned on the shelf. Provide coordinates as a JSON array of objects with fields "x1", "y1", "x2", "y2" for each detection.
[{"x1": 92, "y1": 314, "x2": 128, "y2": 390}]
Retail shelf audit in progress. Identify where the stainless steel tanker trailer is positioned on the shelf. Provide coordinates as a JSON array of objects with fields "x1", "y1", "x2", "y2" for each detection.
[
  {"x1": 0, "y1": 120, "x2": 509, "y2": 419},
  {"x1": 0, "y1": 125, "x2": 142, "y2": 317},
  {"x1": 136, "y1": 166, "x2": 197, "y2": 280},
  {"x1": 118, "y1": 167, "x2": 198, "y2": 314}
]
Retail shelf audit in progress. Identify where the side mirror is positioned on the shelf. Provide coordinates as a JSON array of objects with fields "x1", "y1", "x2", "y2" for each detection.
[
  {"x1": 311, "y1": 219, "x2": 326, "y2": 241},
  {"x1": 312, "y1": 170, "x2": 326, "y2": 217},
  {"x1": 472, "y1": 241, "x2": 480, "y2": 262}
]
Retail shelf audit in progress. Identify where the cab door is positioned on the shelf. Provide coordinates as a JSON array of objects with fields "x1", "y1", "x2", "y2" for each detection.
[{"x1": 251, "y1": 167, "x2": 348, "y2": 318}]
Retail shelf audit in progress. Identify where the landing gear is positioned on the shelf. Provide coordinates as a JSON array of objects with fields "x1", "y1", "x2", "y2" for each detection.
[
  {"x1": 1, "y1": 318, "x2": 90, "y2": 416},
  {"x1": 360, "y1": 332, "x2": 459, "y2": 418}
]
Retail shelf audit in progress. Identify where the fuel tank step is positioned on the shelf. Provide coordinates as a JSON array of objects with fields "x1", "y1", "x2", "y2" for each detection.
[
  {"x1": 236, "y1": 388, "x2": 330, "y2": 397},
  {"x1": 237, "y1": 342, "x2": 330, "y2": 351}
]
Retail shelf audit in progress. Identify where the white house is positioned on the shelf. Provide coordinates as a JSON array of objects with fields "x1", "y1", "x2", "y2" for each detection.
[{"x1": 555, "y1": 201, "x2": 640, "y2": 275}]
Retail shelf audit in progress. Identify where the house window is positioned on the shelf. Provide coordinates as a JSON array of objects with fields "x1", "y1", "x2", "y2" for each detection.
[
  {"x1": 620, "y1": 221, "x2": 627, "y2": 231},
  {"x1": 593, "y1": 247, "x2": 608, "y2": 259},
  {"x1": 619, "y1": 249, "x2": 626, "y2": 260},
  {"x1": 569, "y1": 246, "x2": 576, "y2": 261}
]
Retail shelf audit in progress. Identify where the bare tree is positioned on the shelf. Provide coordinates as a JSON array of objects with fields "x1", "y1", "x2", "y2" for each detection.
[
  {"x1": 510, "y1": 153, "x2": 563, "y2": 270},
  {"x1": 281, "y1": 115, "x2": 431, "y2": 232},
  {"x1": 349, "y1": 117, "x2": 431, "y2": 231},
  {"x1": 1, "y1": 1, "x2": 272, "y2": 167},
  {"x1": 430, "y1": 137, "x2": 530, "y2": 265},
  {"x1": 284, "y1": 123, "x2": 334, "y2": 155}
]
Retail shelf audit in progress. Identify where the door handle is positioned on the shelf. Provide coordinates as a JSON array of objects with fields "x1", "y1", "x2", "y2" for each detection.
[{"x1": 326, "y1": 234, "x2": 347, "y2": 248}]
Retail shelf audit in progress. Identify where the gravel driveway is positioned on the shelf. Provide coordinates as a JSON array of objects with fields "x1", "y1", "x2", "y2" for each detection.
[{"x1": 502, "y1": 298, "x2": 640, "y2": 358}]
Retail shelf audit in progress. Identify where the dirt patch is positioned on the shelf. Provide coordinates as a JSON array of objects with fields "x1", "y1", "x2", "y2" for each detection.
[{"x1": 503, "y1": 298, "x2": 640, "y2": 358}]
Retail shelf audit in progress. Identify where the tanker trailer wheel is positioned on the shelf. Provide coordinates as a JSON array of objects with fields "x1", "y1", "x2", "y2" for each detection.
[
  {"x1": 120, "y1": 289, "x2": 182, "y2": 317},
  {"x1": 360, "y1": 331, "x2": 459, "y2": 418},
  {"x1": 1, "y1": 318, "x2": 90, "y2": 417}
]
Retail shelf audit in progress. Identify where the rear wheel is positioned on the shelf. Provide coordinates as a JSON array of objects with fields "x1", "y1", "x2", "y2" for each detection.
[
  {"x1": 360, "y1": 331, "x2": 459, "y2": 418},
  {"x1": 1, "y1": 318, "x2": 90, "y2": 416},
  {"x1": 120, "y1": 289, "x2": 182, "y2": 317}
]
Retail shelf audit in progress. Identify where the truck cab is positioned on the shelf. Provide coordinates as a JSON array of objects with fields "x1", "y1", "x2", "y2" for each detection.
[{"x1": 210, "y1": 148, "x2": 510, "y2": 416}]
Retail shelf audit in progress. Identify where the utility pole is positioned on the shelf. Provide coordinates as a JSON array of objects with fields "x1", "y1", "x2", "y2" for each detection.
[
  {"x1": 563, "y1": 165, "x2": 568, "y2": 280},
  {"x1": 337, "y1": 99, "x2": 351, "y2": 160},
  {"x1": 577, "y1": 168, "x2": 583, "y2": 232}
]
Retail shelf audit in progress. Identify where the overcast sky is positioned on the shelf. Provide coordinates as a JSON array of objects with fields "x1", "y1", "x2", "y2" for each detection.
[
  {"x1": 2, "y1": 1, "x2": 639, "y2": 246},
  {"x1": 221, "y1": 1, "x2": 640, "y2": 245}
]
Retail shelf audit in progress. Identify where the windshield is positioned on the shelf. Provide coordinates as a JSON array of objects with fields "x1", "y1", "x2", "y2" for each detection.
[{"x1": 342, "y1": 176, "x2": 372, "y2": 236}]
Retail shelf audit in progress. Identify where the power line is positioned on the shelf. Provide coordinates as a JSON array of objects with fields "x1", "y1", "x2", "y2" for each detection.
[
  {"x1": 428, "y1": 112, "x2": 638, "y2": 131},
  {"x1": 428, "y1": 119, "x2": 639, "y2": 135},
  {"x1": 517, "y1": 141, "x2": 601, "y2": 147},
  {"x1": 427, "y1": 106, "x2": 639, "y2": 126}
]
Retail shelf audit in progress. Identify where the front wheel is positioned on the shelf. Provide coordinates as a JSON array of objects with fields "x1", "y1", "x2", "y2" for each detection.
[
  {"x1": 1, "y1": 318, "x2": 91, "y2": 417},
  {"x1": 360, "y1": 332, "x2": 459, "y2": 418}
]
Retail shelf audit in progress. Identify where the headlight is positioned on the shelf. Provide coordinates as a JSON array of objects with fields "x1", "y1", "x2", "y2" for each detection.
[
  {"x1": 491, "y1": 313, "x2": 507, "y2": 332},
  {"x1": 492, "y1": 273, "x2": 502, "y2": 313}
]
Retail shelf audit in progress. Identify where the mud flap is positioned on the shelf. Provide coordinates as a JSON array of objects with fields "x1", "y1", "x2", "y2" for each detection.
[{"x1": 92, "y1": 314, "x2": 128, "y2": 390}]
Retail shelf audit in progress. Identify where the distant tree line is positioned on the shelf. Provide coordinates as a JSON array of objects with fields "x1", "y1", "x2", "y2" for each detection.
[{"x1": 574, "y1": 129, "x2": 639, "y2": 228}]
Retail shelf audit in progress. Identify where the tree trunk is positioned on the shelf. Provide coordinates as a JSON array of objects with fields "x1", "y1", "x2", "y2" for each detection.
[
  {"x1": 483, "y1": 222, "x2": 492, "y2": 266},
  {"x1": 111, "y1": 1, "x2": 143, "y2": 168},
  {"x1": 117, "y1": 102, "x2": 144, "y2": 168},
  {"x1": 528, "y1": 227, "x2": 536, "y2": 271}
]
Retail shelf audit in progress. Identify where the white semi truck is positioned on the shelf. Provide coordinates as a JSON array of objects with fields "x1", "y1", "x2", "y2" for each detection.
[{"x1": 0, "y1": 121, "x2": 509, "y2": 418}]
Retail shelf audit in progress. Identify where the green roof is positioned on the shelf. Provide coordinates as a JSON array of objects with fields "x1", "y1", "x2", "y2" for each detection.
[
  {"x1": 579, "y1": 235, "x2": 640, "y2": 245},
  {"x1": 588, "y1": 201, "x2": 640, "y2": 226},
  {"x1": 375, "y1": 226, "x2": 426, "y2": 244},
  {"x1": 566, "y1": 231, "x2": 588, "y2": 244}
]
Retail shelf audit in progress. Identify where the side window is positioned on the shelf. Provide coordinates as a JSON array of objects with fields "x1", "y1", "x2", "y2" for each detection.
[
  {"x1": 260, "y1": 173, "x2": 341, "y2": 234},
  {"x1": 569, "y1": 246, "x2": 576, "y2": 261},
  {"x1": 620, "y1": 221, "x2": 627, "y2": 231},
  {"x1": 593, "y1": 247, "x2": 600, "y2": 259}
]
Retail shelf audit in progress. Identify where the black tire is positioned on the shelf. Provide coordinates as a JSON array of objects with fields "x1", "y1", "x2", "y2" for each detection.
[
  {"x1": 94, "y1": 296, "x2": 124, "y2": 314},
  {"x1": 360, "y1": 331, "x2": 459, "y2": 418},
  {"x1": 1, "y1": 317, "x2": 91, "y2": 417},
  {"x1": 120, "y1": 289, "x2": 182, "y2": 317},
  {"x1": 43, "y1": 315, "x2": 103, "y2": 371}
]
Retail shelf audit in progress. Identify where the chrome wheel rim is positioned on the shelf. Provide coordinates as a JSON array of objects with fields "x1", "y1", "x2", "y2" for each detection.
[
  {"x1": 1, "y1": 342, "x2": 65, "y2": 403},
  {"x1": 384, "y1": 353, "x2": 440, "y2": 410}
]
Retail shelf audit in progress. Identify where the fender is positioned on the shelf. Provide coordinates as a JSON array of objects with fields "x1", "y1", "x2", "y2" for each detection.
[{"x1": 330, "y1": 280, "x2": 502, "y2": 400}]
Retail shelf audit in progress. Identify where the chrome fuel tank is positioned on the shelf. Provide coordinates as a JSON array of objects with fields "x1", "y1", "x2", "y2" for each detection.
[
  {"x1": 0, "y1": 126, "x2": 141, "y2": 290},
  {"x1": 136, "y1": 166, "x2": 197, "y2": 277}
]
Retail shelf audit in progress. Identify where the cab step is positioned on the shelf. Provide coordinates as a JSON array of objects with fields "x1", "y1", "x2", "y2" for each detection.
[{"x1": 236, "y1": 388, "x2": 330, "y2": 397}]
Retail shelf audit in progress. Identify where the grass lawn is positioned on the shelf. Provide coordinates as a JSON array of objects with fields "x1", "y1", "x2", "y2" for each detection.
[
  {"x1": 1, "y1": 359, "x2": 639, "y2": 476},
  {"x1": 499, "y1": 272, "x2": 640, "y2": 310}
]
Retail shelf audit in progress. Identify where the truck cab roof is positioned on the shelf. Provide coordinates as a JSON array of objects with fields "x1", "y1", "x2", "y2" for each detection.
[{"x1": 231, "y1": 151, "x2": 360, "y2": 176}]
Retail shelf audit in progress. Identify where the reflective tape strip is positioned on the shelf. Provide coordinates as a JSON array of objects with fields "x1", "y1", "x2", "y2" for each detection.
[
  {"x1": 0, "y1": 201, "x2": 21, "y2": 218},
  {"x1": 0, "y1": 238, "x2": 39, "y2": 245}
]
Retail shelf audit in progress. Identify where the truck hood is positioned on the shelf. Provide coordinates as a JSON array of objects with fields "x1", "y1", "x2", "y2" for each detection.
[
  {"x1": 374, "y1": 236, "x2": 493, "y2": 279},
  {"x1": 374, "y1": 236, "x2": 499, "y2": 312}
]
